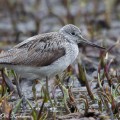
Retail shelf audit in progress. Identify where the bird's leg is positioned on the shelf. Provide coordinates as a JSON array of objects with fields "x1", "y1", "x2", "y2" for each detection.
[
  {"x1": 45, "y1": 76, "x2": 49, "y2": 97},
  {"x1": 14, "y1": 75, "x2": 22, "y2": 98},
  {"x1": 45, "y1": 77, "x2": 54, "y2": 107},
  {"x1": 14, "y1": 74, "x2": 27, "y2": 110}
]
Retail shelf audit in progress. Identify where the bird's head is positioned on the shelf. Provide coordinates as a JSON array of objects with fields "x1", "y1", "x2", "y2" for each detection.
[{"x1": 59, "y1": 24, "x2": 105, "y2": 49}]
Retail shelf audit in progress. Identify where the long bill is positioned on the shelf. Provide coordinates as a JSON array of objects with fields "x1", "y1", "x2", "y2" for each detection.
[{"x1": 79, "y1": 36, "x2": 105, "y2": 49}]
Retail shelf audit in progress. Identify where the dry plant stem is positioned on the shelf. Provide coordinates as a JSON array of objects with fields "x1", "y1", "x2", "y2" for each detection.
[
  {"x1": 49, "y1": 13, "x2": 65, "y2": 25},
  {"x1": 1, "y1": 69, "x2": 7, "y2": 96},
  {"x1": 116, "y1": 71, "x2": 120, "y2": 83},
  {"x1": 39, "y1": 112, "x2": 48, "y2": 120},
  {"x1": 45, "y1": 0, "x2": 52, "y2": 12},
  {"x1": 98, "y1": 94, "x2": 106, "y2": 111},
  {"x1": 104, "y1": 99, "x2": 114, "y2": 120},
  {"x1": 78, "y1": 63, "x2": 95, "y2": 100},
  {"x1": 79, "y1": 97, "x2": 89, "y2": 115},
  {"x1": 98, "y1": 100, "x2": 102, "y2": 111},
  {"x1": 84, "y1": 77, "x2": 95, "y2": 100},
  {"x1": 56, "y1": 75, "x2": 71, "y2": 113},
  {"x1": 104, "y1": 65, "x2": 114, "y2": 88},
  {"x1": 97, "y1": 73, "x2": 104, "y2": 91},
  {"x1": 98, "y1": 91, "x2": 111, "y2": 103},
  {"x1": 5, "y1": 0, "x2": 18, "y2": 36},
  {"x1": 45, "y1": 0, "x2": 65, "y2": 26},
  {"x1": 63, "y1": 0, "x2": 74, "y2": 24},
  {"x1": 98, "y1": 92, "x2": 114, "y2": 120},
  {"x1": 59, "y1": 84, "x2": 71, "y2": 114},
  {"x1": 68, "y1": 88, "x2": 78, "y2": 112},
  {"x1": 115, "y1": 83, "x2": 120, "y2": 95}
]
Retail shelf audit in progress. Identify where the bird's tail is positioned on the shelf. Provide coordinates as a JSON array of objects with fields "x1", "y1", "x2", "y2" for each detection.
[{"x1": 0, "y1": 50, "x2": 14, "y2": 64}]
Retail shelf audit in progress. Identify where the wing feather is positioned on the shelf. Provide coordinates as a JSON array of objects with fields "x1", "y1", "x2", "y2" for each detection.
[{"x1": 0, "y1": 32, "x2": 66, "y2": 67}]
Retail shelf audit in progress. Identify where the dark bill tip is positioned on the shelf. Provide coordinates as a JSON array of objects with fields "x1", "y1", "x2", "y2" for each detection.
[
  {"x1": 85, "y1": 42, "x2": 105, "y2": 49},
  {"x1": 79, "y1": 36, "x2": 105, "y2": 49}
]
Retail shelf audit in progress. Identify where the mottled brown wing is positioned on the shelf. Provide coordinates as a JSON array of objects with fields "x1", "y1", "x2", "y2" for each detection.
[
  {"x1": 0, "y1": 33, "x2": 66, "y2": 67},
  {"x1": 0, "y1": 49, "x2": 27, "y2": 64},
  {"x1": 22, "y1": 47, "x2": 65, "y2": 67}
]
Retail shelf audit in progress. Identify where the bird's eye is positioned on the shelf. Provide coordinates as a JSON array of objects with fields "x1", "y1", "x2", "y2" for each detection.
[{"x1": 71, "y1": 32, "x2": 75, "y2": 35}]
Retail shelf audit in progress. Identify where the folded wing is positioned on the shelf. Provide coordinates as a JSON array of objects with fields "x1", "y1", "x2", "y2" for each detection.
[{"x1": 0, "y1": 33, "x2": 66, "y2": 67}]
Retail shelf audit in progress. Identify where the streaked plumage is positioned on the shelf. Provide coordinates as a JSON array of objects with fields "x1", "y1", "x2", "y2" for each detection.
[{"x1": 0, "y1": 24, "x2": 104, "y2": 79}]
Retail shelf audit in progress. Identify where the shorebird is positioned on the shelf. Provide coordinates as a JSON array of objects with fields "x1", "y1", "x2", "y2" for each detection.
[{"x1": 0, "y1": 24, "x2": 104, "y2": 80}]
